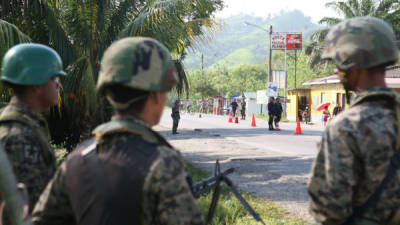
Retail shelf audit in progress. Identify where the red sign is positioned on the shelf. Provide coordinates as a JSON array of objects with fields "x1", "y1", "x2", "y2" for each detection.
[{"x1": 286, "y1": 34, "x2": 302, "y2": 50}]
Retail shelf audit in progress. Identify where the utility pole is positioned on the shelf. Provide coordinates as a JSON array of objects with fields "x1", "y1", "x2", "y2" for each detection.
[
  {"x1": 294, "y1": 50, "x2": 297, "y2": 89},
  {"x1": 269, "y1": 25, "x2": 273, "y2": 82}
]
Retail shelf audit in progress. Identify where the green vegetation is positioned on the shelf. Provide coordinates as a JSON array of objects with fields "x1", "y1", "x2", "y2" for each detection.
[
  {"x1": 186, "y1": 52, "x2": 335, "y2": 100},
  {"x1": 187, "y1": 63, "x2": 268, "y2": 99},
  {"x1": 306, "y1": 0, "x2": 400, "y2": 68},
  {"x1": 184, "y1": 11, "x2": 320, "y2": 69},
  {"x1": 187, "y1": 162, "x2": 306, "y2": 225},
  {"x1": 0, "y1": 0, "x2": 223, "y2": 150}
]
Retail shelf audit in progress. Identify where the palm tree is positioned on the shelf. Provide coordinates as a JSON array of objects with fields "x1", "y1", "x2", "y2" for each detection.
[
  {"x1": 0, "y1": 0, "x2": 223, "y2": 150},
  {"x1": 306, "y1": 0, "x2": 400, "y2": 68}
]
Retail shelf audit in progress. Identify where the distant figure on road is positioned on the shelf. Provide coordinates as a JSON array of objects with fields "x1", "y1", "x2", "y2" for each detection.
[
  {"x1": 267, "y1": 97, "x2": 275, "y2": 130},
  {"x1": 241, "y1": 96, "x2": 246, "y2": 120},
  {"x1": 322, "y1": 106, "x2": 330, "y2": 126},
  {"x1": 171, "y1": 100, "x2": 180, "y2": 134},
  {"x1": 274, "y1": 98, "x2": 283, "y2": 131},
  {"x1": 186, "y1": 98, "x2": 192, "y2": 113},
  {"x1": 230, "y1": 99, "x2": 238, "y2": 117},
  {"x1": 302, "y1": 106, "x2": 309, "y2": 124},
  {"x1": 332, "y1": 104, "x2": 343, "y2": 117}
]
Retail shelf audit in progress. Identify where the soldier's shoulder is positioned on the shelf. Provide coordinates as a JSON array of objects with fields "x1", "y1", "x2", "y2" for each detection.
[
  {"x1": 328, "y1": 100, "x2": 395, "y2": 135},
  {"x1": 0, "y1": 120, "x2": 36, "y2": 141},
  {"x1": 149, "y1": 145, "x2": 185, "y2": 176}
]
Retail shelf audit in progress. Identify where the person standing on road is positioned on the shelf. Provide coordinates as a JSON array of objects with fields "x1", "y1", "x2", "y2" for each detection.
[
  {"x1": 186, "y1": 98, "x2": 192, "y2": 113},
  {"x1": 230, "y1": 99, "x2": 238, "y2": 118},
  {"x1": 241, "y1": 96, "x2": 246, "y2": 120},
  {"x1": 322, "y1": 106, "x2": 331, "y2": 126},
  {"x1": 267, "y1": 97, "x2": 275, "y2": 130},
  {"x1": 171, "y1": 99, "x2": 180, "y2": 134},
  {"x1": 307, "y1": 17, "x2": 400, "y2": 225},
  {"x1": 0, "y1": 43, "x2": 65, "y2": 212},
  {"x1": 274, "y1": 97, "x2": 283, "y2": 131},
  {"x1": 332, "y1": 104, "x2": 343, "y2": 117},
  {"x1": 33, "y1": 37, "x2": 204, "y2": 225}
]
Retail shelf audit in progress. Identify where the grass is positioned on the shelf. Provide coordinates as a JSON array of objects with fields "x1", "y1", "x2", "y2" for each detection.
[
  {"x1": 52, "y1": 142, "x2": 68, "y2": 165},
  {"x1": 187, "y1": 162, "x2": 307, "y2": 225}
]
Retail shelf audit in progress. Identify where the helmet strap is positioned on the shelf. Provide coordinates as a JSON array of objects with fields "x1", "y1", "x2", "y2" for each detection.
[{"x1": 106, "y1": 95, "x2": 148, "y2": 110}]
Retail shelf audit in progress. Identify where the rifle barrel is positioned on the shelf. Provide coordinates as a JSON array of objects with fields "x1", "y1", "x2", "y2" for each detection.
[{"x1": 192, "y1": 168, "x2": 234, "y2": 198}]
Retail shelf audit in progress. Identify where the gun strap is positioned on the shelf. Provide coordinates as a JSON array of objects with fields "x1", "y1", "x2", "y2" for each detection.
[
  {"x1": 342, "y1": 96, "x2": 400, "y2": 225},
  {"x1": 0, "y1": 111, "x2": 55, "y2": 168},
  {"x1": 205, "y1": 178, "x2": 222, "y2": 225}
]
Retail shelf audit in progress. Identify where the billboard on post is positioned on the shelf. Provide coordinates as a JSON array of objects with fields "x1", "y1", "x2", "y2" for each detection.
[
  {"x1": 271, "y1": 33, "x2": 286, "y2": 50},
  {"x1": 286, "y1": 34, "x2": 302, "y2": 50},
  {"x1": 266, "y1": 82, "x2": 278, "y2": 97},
  {"x1": 271, "y1": 33, "x2": 302, "y2": 50}
]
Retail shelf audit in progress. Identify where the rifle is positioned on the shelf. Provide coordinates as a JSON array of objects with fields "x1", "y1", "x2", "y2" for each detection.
[
  {"x1": 192, "y1": 160, "x2": 266, "y2": 225},
  {"x1": 0, "y1": 143, "x2": 31, "y2": 225}
]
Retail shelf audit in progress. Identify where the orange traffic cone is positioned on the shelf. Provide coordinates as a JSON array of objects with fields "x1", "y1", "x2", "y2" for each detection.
[
  {"x1": 295, "y1": 117, "x2": 302, "y2": 134},
  {"x1": 251, "y1": 113, "x2": 256, "y2": 127},
  {"x1": 235, "y1": 116, "x2": 239, "y2": 123},
  {"x1": 228, "y1": 112, "x2": 233, "y2": 123}
]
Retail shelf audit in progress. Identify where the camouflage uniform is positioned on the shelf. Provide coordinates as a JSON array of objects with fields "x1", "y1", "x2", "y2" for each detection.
[
  {"x1": 0, "y1": 43, "x2": 64, "y2": 218},
  {"x1": 33, "y1": 37, "x2": 204, "y2": 225},
  {"x1": 171, "y1": 101, "x2": 180, "y2": 134},
  {"x1": 308, "y1": 17, "x2": 400, "y2": 225},
  {"x1": 0, "y1": 97, "x2": 56, "y2": 210}
]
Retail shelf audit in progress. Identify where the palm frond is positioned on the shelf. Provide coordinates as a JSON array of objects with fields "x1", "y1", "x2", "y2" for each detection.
[
  {"x1": 359, "y1": 0, "x2": 374, "y2": 16},
  {"x1": 174, "y1": 59, "x2": 189, "y2": 97},
  {"x1": 42, "y1": 3, "x2": 77, "y2": 67},
  {"x1": 0, "y1": 20, "x2": 31, "y2": 67},
  {"x1": 348, "y1": 0, "x2": 361, "y2": 16},
  {"x1": 318, "y1": 17, "x2": 342, "y2": 26},
  {"x1": 101, "y1": 0, "x2": 137, "y2": 55},
  {"x1": 326, "y1": 1, "x2": 356, "y2": 18}
]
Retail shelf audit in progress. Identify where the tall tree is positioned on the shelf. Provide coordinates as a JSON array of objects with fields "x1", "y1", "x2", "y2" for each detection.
[
  {"x1": 306, "y1": 0, "x2": 400, "y2": 68},
  {"x1": 0, "y1": 0, "x2": 223, "y2": 150}
]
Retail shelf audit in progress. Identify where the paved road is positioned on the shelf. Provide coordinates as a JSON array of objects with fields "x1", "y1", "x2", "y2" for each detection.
[
  {"x1": 157, "y1": 110, "x2": 325, "y2": 223},
  {"x1": 159, "y1": 110, "x2": 323, "y2": 157}
]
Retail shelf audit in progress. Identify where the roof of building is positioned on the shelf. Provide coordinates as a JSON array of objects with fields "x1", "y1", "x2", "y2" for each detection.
[
  {"x1": 302, "y1": 65, "x2": 400, "y2": 87},
  {"x1": 386, "y1": 65, "x2": 400, "y2": 78}
]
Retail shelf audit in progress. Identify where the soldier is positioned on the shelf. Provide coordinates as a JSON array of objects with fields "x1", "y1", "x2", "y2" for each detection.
[
  {"x1": 0, "y1": 43, "x2": 65, "y2": 212},
  {"x1": 307, "y1": 17, "x2": 400, "y2": 225},
  {"x1": 273, "y1": 97, "x2": 282, "y2": 131},
  {"x1": 241, "y1": 95, "x2": 246, "y2": 120},
  {"x1": 267, "y1": 97, "x2": 275, "y2": 130},
  {"x1": 32, "y1": 37, "x2": 204, "y2": 225},
  {"x1": 171, "y1": 99, "x2": 180, "y2": 134}
]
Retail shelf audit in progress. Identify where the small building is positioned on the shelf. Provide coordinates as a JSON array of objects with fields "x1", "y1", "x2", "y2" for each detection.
[
  {"x1": 243, "y1": 92, "x2": 261, "y2": 116},
  {"x1": 286, "y1": 88, "x2": 311, "y2": 121},
  {"x1": 287, "y1": 65, "x2": 400, "y2": 123}
]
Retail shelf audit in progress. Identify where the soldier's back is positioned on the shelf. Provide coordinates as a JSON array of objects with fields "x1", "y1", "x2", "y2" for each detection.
[
  {"x1": 63, "y1": 129, "x2": 203, "y2": 225},
  {"x1": 309, "y1": 87, "x2": 400, "y2": 224}
]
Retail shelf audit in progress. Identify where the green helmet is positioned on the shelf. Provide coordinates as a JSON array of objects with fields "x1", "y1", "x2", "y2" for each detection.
[
  {"x1": 321, "y1": 16, "x2": 399, "y2": 70},
  {"x1": 1, "y1": 43, "x2": 66, "y2": 85},
  {"x1": 97, "y1": 37, "x2": 179, "y2": 93}
]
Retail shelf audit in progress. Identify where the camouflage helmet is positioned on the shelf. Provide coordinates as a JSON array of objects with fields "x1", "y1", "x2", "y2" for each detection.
[
  {"x1": 97, "y1": 37, "x2": 179, "y2": 93},
  {"x1": 321, "y1": 17, "x2": 399, "y2": 70},
  {"x1": 1, "y1": 43, "x2": 66, "y2": 86}
]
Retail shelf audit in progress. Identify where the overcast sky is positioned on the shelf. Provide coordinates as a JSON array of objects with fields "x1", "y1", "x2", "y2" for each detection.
[{"x1": 216, "y1": 0, "x2": 340, "y2": 22}]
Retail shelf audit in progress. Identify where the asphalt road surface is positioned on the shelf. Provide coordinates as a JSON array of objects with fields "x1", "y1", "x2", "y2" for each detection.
[{"x1": 156, "y1": 109, "x2": 325, "y2": 223}]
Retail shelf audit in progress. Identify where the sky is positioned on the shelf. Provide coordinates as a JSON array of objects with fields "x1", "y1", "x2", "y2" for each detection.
[{"x1": 216, "y1": 0, "x2": 339, "y2": 22}]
